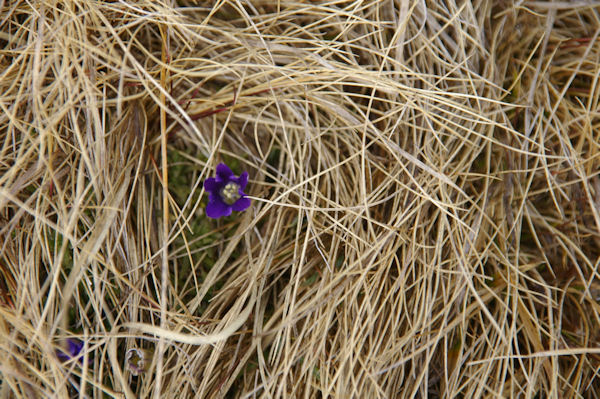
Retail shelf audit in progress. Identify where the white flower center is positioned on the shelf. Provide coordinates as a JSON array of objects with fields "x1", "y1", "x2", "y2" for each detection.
[{"x1": 220, "y1": 182, "x2": 241, "y2": 205}]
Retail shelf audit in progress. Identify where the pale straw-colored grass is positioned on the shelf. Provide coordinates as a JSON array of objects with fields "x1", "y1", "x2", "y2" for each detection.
[{"x1": 1, "y1": 1, "x2": 599, "y2": 398}]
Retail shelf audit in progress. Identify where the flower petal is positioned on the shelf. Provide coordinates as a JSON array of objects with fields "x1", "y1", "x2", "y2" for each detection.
[
  {"x1": 235, "y1": 171, "x2": 249, "y2": 190},
  {"x1": 56, "y1": 349, "x2": 70, "y2": 362},
  {"x1": 206, "y1": 199, "x2": 232, "y2": 218},
  {"x1": 204, "y1": 177, "x2": 219, "y2": 193},
  {"x1": 216, "y1": 163, "x2": 233, "y2": 180},
  {"x1": 231, "y1": 196, "x2": 251, "y2": 212},
  {"x1": 67, "y1": 339, "x2": 84, "y2": 357}
]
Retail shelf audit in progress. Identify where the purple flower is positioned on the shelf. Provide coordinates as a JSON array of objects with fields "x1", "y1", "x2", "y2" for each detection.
[
  {"x1": 204, "y1": 163, "x2": 251, "y2": 219},
  {"x1": 56, "y1": 338, "x2": 88, "y2": 364}
]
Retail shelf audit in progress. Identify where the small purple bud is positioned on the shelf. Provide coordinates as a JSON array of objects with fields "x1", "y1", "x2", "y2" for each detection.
[
  {"x1": 56, "y1": 338, "x2": 89, "y2": 364},
  {"x1": 125, "y1": 348, "x2": 153, "y2": 376}
]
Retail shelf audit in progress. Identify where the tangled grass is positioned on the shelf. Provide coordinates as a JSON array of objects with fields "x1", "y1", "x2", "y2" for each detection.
[{"x1": 1, "y1": 1, "x2": 600, "y2": 397}]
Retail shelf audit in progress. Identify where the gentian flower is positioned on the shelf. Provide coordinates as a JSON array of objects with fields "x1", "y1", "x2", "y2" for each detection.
[
  {"x1": 204, "y1": 163, "x2": 251, "y2": 218},
  {"x1": 56, "y1": 338, "x2": 88, "y2": 364}
]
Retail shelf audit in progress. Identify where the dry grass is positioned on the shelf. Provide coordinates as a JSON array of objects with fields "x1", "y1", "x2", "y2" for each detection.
[{"x1": 1, "y1": 1, "x2": 600, "y2": 398}]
